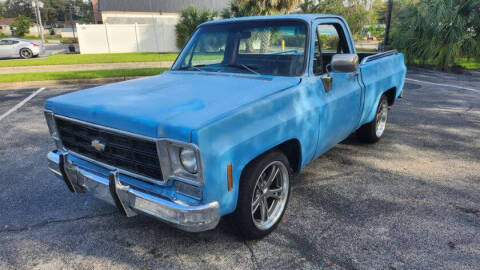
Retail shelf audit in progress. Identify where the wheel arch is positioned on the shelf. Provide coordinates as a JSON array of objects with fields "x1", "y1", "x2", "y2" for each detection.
[
  {"x1": 240, "y1": 138, "x2": 302, "y2": 181},
  {"x1": 384, "y1": 87, "x2": 397, "y2": 106}
]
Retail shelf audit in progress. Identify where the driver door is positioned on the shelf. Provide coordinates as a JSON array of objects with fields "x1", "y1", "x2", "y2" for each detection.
[{"x1": 313, "y1": 22, "x2": 363, "y2": 156}]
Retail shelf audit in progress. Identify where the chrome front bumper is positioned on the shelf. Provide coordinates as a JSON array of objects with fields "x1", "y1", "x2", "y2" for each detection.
[{"x1": 47, "y1": 150, "x2": 220, "y2": 232}]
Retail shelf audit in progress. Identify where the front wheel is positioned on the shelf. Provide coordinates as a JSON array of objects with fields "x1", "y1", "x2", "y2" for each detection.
[
  {"x1": 357, "y1": 94, "x2": 389, "y2": 143},
  {"x1": 231, "y1": 150, "x2": 291, "y2": 239},
  {"x1": 19, "y1": 48, "x2": 33, "y2": 59}
]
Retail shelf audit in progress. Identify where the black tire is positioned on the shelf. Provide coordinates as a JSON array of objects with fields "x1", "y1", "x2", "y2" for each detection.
[
  {"x1": 231, "y1": 150, "x2": 292, "y2": 240},
  {"x1": 357, "y1": 94, "x2": 389, "y2": 143},
  {"x1": 19, "y1": 48, "x2": 33, "y2": 59}
]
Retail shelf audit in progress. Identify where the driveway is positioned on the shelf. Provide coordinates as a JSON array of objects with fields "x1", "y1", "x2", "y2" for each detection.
[{"x1": 0, "y1": 69, "x2": 479, "y2": 269}]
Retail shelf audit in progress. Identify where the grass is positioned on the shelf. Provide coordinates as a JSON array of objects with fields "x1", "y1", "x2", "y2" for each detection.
[
  {"x1": 455, "y1": 58, "x2": 480, "y2": 70},
  {"x1": 411, "y1": 57, "x2": 480, "y2": 71},
  {"x1": 0, "y1": 52, "x2": 178, "y2": 67},
  {"x1": 0, "y1": 68, "x2": 168, "y2": 83},
  {"x1": 22, "y1": 35, "x2": 62, "y2": 40}
]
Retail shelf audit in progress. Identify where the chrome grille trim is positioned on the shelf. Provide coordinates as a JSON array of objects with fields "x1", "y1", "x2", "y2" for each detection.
[
  {"x1": 48, "y1": 113, "x2": 204, "y2": 186},
  {"x1": 54, "y1": 115, "x2": 164, "y2": 184}
]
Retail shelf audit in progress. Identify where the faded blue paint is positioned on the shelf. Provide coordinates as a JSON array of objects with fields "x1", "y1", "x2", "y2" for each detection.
[{"x1": 45, "y1": 15, "x2": 406, "y2": 216}]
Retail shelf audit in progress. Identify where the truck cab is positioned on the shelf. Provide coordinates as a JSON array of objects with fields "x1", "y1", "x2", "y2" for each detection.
[{"x1": 45, "y1": 14, "x2": 406, "y2": 239}]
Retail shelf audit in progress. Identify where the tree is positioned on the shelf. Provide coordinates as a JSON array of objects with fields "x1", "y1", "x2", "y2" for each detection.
[
  {"x1": 222, "y1": 0, "x2": 301, "y2": 17},
  {"x1": 3, "y1": 0, "x2": 35, "y2": 19},
  {"x1": 10, "y1": 15, "x2": 32, "y2": 37},
  {"x1": 297, "y1": 0, "x2": 370, "y2": 38},
  {"x1": 221, "y1": 0, "x2": 301, "y2": 52},
  {"x1": 41, "y1": 0, "x2": 67, "y2": 26},
  {"x1": 175, "y1": 6, "x2": 218, "y2": 49},
  {"x1": 391, "y1": 0, "x2": 480, "y2": 71}
]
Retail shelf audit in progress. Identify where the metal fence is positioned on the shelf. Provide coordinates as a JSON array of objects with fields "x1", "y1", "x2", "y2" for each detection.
[{"x1": 76, "y1": 21, "x2": 179, "y2": 54}]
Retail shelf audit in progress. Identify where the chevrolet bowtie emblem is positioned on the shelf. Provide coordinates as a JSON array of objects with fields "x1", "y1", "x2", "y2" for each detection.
[{"x1": 91, "y1": 139, "x2": 106, "y2": 152}]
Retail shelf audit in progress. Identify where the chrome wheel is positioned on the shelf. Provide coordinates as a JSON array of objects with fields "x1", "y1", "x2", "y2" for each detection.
[
  {"x1": 375, "y1": 99, "x2": 388, "y2": 137},
  {"x1": 251, "y1": 161, "x2": 289, "y2": 231}
]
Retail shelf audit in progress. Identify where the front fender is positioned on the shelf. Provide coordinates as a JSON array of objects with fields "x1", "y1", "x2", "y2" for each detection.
[{"x1": 192, "y1": 81, "x2": 321, "y2": 215}]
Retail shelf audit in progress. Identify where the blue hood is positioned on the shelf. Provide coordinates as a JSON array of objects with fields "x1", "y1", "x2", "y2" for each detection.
[{"x1": 45, "y1": 71, "x2": 300, "y2": 141}]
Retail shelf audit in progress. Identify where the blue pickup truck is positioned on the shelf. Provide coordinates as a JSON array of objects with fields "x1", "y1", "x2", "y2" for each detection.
[{"x1": 44, "y1": 14, "x2": 406, "y2": 239}]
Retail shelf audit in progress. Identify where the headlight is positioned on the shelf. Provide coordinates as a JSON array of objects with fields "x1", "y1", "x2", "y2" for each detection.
[
  {"x1": 179, "y1": 148, "x2": 198, "y2": 174},
  {"x1": 44, "y1": 111, "x2": 62, "y2": 149},
  {"x1": 157, "y1": 140, "x2": 203, "y2": 186}
]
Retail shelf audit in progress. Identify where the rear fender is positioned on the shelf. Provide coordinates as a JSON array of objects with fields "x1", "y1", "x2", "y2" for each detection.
[{"x1": 359, "y1": 53, "x2": 406, "y2": 124}]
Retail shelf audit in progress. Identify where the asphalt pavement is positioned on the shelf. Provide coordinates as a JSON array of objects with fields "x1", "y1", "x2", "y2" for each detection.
[{"x1": 0, "y1": 69, "x2": 479, "y2": 269}]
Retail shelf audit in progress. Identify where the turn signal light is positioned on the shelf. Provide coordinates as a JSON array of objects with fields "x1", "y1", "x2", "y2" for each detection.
[{"x1": 227, "y1": 163, "x2": 233, "y2": 191}]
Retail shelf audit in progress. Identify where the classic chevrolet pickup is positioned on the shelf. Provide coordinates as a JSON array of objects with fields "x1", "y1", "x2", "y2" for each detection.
[{"x1": 45, "y1": 14, "x2": 406, "y2": 239}]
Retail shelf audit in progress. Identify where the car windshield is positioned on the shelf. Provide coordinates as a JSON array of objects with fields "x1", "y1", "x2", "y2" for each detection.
[{"x1": 172, "y1": 20, "x2": 308, "y2": 77}]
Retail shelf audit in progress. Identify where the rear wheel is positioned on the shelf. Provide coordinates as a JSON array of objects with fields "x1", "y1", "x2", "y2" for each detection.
[
  {"x1": 357, "y1": 94, "x2": 389, "y2": 143},
  {"x1": 231, "y1": 150, "x2": 291, "y2": 239},
  {"x1": 20, "y1": 48, "x2": 33, "y2": 59}
]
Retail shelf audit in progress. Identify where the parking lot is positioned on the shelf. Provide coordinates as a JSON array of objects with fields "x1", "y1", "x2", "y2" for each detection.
[{"x1": 0, "y1": 68, "x2": 479, "y2": 269}]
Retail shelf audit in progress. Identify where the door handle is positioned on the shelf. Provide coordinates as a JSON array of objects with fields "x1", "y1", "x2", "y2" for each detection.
[{"x1": 321, "y1": 74, "x2": 332, "y2": 93}]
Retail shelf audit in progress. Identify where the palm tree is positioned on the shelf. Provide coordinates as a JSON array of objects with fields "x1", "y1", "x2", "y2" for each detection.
[
  {"x1": 296, "y1": 0, "x2": 370, "y2": 38},
  {"x1": 222, "y1": 0, "x2": 302, "y2": 52},
  {"x1": 222, "y1": 0, "x2": 302, "y2": 18},
  {"x1": 175, "y1": 6, "x2": 218, "y2": 49},
  {"x1": 392, "y1": 0, "x2": 480, "y2": 71}
]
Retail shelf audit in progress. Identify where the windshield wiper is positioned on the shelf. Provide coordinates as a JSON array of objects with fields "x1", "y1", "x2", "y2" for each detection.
[
  {"x1": 225, "y1": 64, "x2": 260, "y2": 75},
  {"x1": 178, "y1": 65, "x2": 205, "y2": 72}
]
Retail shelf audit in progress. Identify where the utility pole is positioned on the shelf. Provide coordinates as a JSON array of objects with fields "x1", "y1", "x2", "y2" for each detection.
[
  {"x1": 33, "y1": 0, "x2": 45, "y2": 49},
  {"x1": 383, "y1": 0, "x2": 393, "y2": 50},
  {"x1": 69, "y1": 1, "x2": 76, "y2": 40}
]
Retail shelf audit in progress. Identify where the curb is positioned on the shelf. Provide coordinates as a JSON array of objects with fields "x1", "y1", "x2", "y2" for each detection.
[
  {"x1": 0, "y1": 61, "x2": 173, "y2": 74},
  {"x1": 0, "y1": 76, "x2": 144, "y2": 90}
]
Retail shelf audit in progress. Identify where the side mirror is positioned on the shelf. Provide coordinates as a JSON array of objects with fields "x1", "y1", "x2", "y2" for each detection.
[{"x1": 331, "y1": 54, "x2": 359, "y2": 73}]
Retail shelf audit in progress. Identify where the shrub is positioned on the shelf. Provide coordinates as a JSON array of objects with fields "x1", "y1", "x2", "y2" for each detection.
[
  {"x1": 61, "y1": 38, "x2": 78, "y2": 44},
  {"x1": 175, "y1": 6, "x2": 217, "y2": 49},
  {"x1": 391, "y1": 0, "x2": 480, "y2": 71},
  {"x1": 10, "y1": 15, "x2": 32, "y2": 37}
]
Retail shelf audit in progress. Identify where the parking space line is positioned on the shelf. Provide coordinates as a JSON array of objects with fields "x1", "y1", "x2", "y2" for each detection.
[
  {"x1": 0, "y1": 87, "x2": 46, "y2": 122},
  {"x1": 406, "y1": 78, "x2": 480, "y2": 94}
]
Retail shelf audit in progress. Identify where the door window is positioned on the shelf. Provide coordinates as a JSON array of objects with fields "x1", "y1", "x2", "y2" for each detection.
[
  {"x1": 317, "y1": 24, "x2": 340, "y2": 53},
  {"x1": 313, "y1": 23, "x2": 350, "y2": 75}
]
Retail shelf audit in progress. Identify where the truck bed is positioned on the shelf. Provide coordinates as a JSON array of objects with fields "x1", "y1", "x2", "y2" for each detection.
[{"x1": 357, "y1": 50, "x2": 406, "y2": 126}]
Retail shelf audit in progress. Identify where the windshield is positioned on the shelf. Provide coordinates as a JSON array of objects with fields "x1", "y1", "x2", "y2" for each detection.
[{"x1": 172, "y1": 20, "x2": 308, "y2": 77}]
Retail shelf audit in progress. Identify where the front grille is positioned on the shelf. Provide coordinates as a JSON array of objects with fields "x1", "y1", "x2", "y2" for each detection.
[{"x1": 55, "y1": 117, "x2": 162, "y2": 180}]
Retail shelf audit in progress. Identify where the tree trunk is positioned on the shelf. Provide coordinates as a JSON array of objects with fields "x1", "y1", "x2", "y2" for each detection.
[{"x1": 260, "y1": 31, "x2": 271, "y2": 53}]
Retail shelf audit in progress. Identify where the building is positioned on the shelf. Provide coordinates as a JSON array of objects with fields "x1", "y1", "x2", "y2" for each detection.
[
  {"x1": 77, "y1": 0, "x2": 229, "y2": 54},
  {"x1": 0, "y1": 18, "x2": 46, "y2": 37},
  {"x1": 94, "y1": 0, "x2": 229, "y2": 24}
]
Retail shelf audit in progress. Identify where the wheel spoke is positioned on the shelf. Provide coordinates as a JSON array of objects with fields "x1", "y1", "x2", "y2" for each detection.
[
  {"x1": 260, "y1": 197, "x2": 268, "y2": 221},
  {"x1": 265, "y1": 165, "x2": 279, "y2": 188},
  {"x1": 252, "y1": 195, "x2": 261, "y2": 213}
]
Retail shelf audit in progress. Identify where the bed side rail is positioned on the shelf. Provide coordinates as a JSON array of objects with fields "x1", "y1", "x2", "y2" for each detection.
[{"x1": 360, "y1": 50, "x2": 398, "y2": 65}]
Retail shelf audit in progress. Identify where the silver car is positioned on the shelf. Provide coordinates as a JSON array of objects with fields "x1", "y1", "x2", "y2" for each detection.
[{"x1": 0, "y1": 38, "x2": 41, "y2": 59}]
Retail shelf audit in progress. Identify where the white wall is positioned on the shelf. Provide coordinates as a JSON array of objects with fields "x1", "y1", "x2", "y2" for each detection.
[
  {"x1": 77, "y1": 21, "x2": 179, "y2": 54},
  {"x1": 101, "y1": 11, "x2": 179, "y2": 24}
]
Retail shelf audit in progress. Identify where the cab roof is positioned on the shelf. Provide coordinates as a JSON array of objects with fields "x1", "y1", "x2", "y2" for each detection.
[{"x1": 200, "y1": 14, "x2": 344, "y2": 26}]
